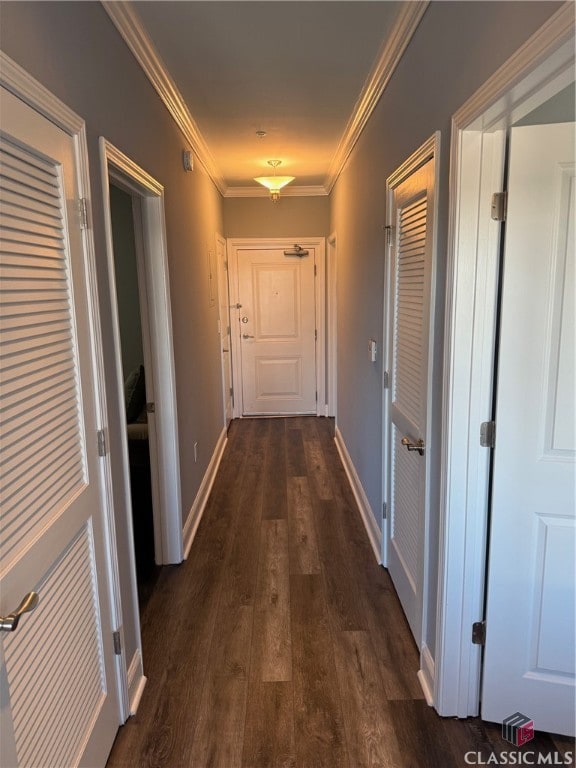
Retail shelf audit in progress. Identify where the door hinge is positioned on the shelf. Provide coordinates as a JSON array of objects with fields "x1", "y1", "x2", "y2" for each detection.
[
  {"x1": 113, "y1": 630, "x2": 122, "y2": 655},
  {"x1": 97, "y1": 429, "x2": 107, "y2": 457},
  {"x1": 314, "y1": 264, "x2": 317, "y2": 277},
  {"x1": 491, "y1": 192, "x2": 507, "y2": 222},
  {"x1": 472, "y1": 620, "x2": 486, "y2": 645},
  {"x1": 146, "y1": 402, "x2": 156, "y2": 414},
  {"x1": 384, "y1": 225, "x2": 393, "y2": 247},
  {"x1": 229, "y1": 386, "x2": 233, "y2": 398},
  {"x1": 382, "y1": 501, "x2": 387, "y2": 520},
  {"x1": 315, "y1": 391, "x2": 318, "y2": 402},
  {"x1": 315, "y1": 329, "x2": 318, "y2": 341},
  {"x1": 480, "y1": 421, "x2": 496, "y2": 448},
  {"x1": 78, "y1": 197, "x2": 89, "y2": 230},
  {"x1": 383, "y1": 371, "x2": 389, "y2": 389}
]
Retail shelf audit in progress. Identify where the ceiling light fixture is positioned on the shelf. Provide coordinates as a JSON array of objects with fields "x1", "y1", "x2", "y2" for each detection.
[{"x1": 254, "y1": 160, "x2": 295, "y2": 202}]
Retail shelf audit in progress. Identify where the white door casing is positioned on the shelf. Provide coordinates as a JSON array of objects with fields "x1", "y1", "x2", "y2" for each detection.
[
  {"x1": 100, "y1": 138, "x2": 182, "y2": 569},
  {"x1": 216, "y1": 234, "x2": 233, "y2": 429},
  {"x1": 436, "y1": 5, "x2": 574, "y2": 719},
  {"x1": 481, "y1": 122, "x2": 575, "y2": 737},
  {"x1": 228, "y1": 238, "x2": 325, "y2": 417},
  {"x1": 0, "y1": 86, "x2": 119, "y2": 766},
  {"x1": 385, "y1": 135, "x2": 439, "y2": 651}
]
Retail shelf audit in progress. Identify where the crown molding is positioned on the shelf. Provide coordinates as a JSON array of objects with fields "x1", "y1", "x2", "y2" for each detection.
[
  {"x1": 101, "y1": 0, "x2": 226, "y2": 195},
  {"x1": 325, "y1": 1, "x2": 429, "y2": 193},
  {"x1": 224, "y1": 185, "x2": 328, "y2": 199}
]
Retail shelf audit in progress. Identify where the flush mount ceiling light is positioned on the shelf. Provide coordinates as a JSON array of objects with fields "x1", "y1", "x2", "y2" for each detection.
[{"x1": 254, "y1": 160, "x2": 295, "y2": 202}]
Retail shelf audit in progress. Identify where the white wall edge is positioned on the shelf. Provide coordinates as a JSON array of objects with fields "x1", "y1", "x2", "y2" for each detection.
[
  {"x1": 183, "y1": 428, "x2": 228, "y2": 559},
  {"x1": 127, "y1": 649, "x2": 147, "y2": 716},
  {"x1": 334, "y1": 427, "x2": 382, "y2": 565},
  {"x1": 418, "y1": 644, "x2": 435, "y2": 707}
]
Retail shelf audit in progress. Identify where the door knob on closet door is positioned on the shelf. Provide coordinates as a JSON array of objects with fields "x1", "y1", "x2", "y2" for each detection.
[
  {"x1": 0, "y1": 592, "x2": 39, "y2": 632},
  {"x1": 401, "y1": 436, "x2": 425, "y2": 456}
]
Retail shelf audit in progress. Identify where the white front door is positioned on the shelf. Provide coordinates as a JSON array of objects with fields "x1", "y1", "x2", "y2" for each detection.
[
  {"x1": 216, "y1": 235, "x2": 233, "y2": 428},
  {"x1": 386, "y1": 147, "x2": 437, "y2": 648},
  {"x1": 481, "y1": 123, "x2": 575, "y2": 736},
  {"x1": 235, "y1": 245, "x2": 317, "y2": 415},
  {"x1": 0, "y1": 88, "x2": 119, "y2": 765}
]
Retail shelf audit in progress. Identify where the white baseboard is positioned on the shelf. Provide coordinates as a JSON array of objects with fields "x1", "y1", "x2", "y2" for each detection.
[
  {"x1": 183, "y1": 427, "x2": 227, "y2": 558},
  {"x1": 418, "y1": 643, "x2": 435, "y2": 706},
  {"x1": 334, "y1": 426, "x2": 382, "y2": 565},
  {"x1": 127, "y1": 649, "x2": 147, "y2": 715}
]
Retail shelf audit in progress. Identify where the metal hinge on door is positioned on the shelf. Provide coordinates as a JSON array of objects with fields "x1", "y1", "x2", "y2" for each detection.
[
  {"x1": 78, "y1": 198, "x2": 89, "y2": 230},
  {"x1": 113, "y1": 630, "x2": 122, "y2": 655},
  {"x1": 491, "y1": 192, "x2": 507, "y2": 222},
  {"x1": 480, "y1": 421, "x2": 496, "y2": 448},
  {"x1": 472, "y1": 620, "x2": 486, "y2": 645},
  {"x1": 382, "y1": 501, "x2": 387, "y2": 520},
  {"x1": 383, "y1": 371, "x2": 390, "y2": 389},
  {"x1": 97, "y1": 429, "x2": 107, "y2": 457},
  {"x1": 384, "y1": 225, "x2": 393, "y2": 247}
]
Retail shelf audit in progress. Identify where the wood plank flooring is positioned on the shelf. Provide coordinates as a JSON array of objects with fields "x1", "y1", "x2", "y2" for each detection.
[{"x1": 107, "y1": 417, "x2": 574, "y2": 768}]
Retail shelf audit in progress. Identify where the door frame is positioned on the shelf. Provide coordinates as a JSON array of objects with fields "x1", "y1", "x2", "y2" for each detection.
[
  {"x1": 99, "y1": 139, "x2": 182, "y2": 567},
  {"x1": 435, "y1": 3, "x2": 575, "y2": 717},
  {"x1": 327, "y1": 233, "x2": 338, "y2": 418},
  {"x1": 227, "y1": 237, "x2": 327, "y2": 418},
  {"x1": 0, "y1": 52, "x2": 125, "y2": 720},
  {"x1": 216, "y1": 233, "x2": 233, "y2": 429}
]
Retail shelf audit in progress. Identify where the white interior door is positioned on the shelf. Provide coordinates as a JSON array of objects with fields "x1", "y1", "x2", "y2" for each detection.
[
  {"x1": 0, "y1": 87, "x2": 119, "y2": 765},
  {"x1": 236, "y1": 246, "x2": 317, "y2": 415},
  {"x1": 481, "y1": 122, "x2": 575, "y2": 736},
  {"x1": 217, "y1": 236, "x2": 233, "y2": 428},
  {"x1": 386, "y1": 153, "x2": 436, "y2": 647}
]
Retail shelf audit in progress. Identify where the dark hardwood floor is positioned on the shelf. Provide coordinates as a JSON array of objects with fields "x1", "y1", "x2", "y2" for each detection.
[{"x1": 107, "y1": 417, "x2": 574, "y2": 768}]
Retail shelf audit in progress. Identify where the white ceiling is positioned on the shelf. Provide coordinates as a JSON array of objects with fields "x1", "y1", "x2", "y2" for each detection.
[{"x1": 108, "y1": 1, "x2": 426, "y2": 195}]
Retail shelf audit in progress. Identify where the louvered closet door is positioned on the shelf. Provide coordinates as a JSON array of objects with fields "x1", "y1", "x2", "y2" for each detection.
[
  {"x1": 0, "y1": 87, "x2": 119, "y2": 767},
  {"x1": 387, "y1": 157, "x2": 435, "y2": 648}
]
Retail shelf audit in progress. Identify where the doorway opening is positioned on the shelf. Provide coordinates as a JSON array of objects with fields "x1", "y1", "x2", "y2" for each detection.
[
  {"x1": 108, "y1": 183, "x2": 159, "y2": 610},
  {"x1": 99, "y1": 139, "x2": 183, "y2": 619}
]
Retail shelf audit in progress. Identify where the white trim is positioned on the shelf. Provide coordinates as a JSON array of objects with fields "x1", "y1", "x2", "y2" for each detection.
[
  {"x1": 325, "y1": 2, "x2": 429, "y2": 191},
  {"x1": 99, "y1": 138, "x2": 183, "y2": 565},
  {"x1": 0, "y1": 53, "x2": 127, "y2": 722},
  {"x1": 227, "y1": 237, "x2": 327, "y2": 418},
  {"x1": 101, "y1": 0, "x2": 225, "y2": 194},
  {"x1": 126, "y1": 649, "x2": 147, "y2": 715},
  {"x1": 183, "y1": 428, "x2": 228, "y2": 558},
  {"x1": 224, "y1": 185, "x2": 328, "y2": 198},
  {"x1": 418, "y1": 644, "x2": 435, "y2": 707},
  {"x1": 334, "y1": 427, "x2": 382, "y2": 565},
  {"x1": 326, "y1": 234, "x2": 338, "y2": 419},
  {"x1": 436, "y1": 2, "x2": 575, "y2": 718}
]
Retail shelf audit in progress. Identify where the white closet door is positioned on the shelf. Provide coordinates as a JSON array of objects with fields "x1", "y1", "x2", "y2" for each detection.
[
  {"x1": 387, "y1": 156, "x2": 435, "y2": 647},
  {"x1": 481, "y1": 122, "x2": 575, "y2": 736},
  {"x1": 0, "y1": 87, "x2": 119, "y2": 766}
]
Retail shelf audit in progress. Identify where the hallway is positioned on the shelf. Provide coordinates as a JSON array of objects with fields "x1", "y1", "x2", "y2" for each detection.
[{"x1": 106, "y1": 417, "x2": 572, "y2": 768}]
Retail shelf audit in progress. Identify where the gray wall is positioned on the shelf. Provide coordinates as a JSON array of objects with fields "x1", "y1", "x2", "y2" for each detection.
[
  {"x1": 224, "y1": 195, "x2": 330, "y2": 238},
  {"x1": 0, "y1": 1, "x2": 225, "y2": 669},
  {"x1": 330, "y1": 0, "x2": 562, "y2": 659},
  {"x1": 109, "y1": 184, "x2": 144, "y2": 379}
]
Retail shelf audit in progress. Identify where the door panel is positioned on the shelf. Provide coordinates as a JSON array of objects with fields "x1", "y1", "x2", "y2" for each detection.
[
  {"x1": 237, "y1": 248, "x2": 316, "y2": 415},
  {"x1": 481, "y1": 122, "x2": 575, "y2": 736},
  {"x1": 0, "y1": 87, "x2": 119, "y2": 765},
  {"x1": 387, "y1": 157, "x2": 435, "y2": 647}
]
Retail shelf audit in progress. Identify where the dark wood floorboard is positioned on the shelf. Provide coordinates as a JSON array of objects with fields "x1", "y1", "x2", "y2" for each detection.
[{"x1": 107, "y1": 417, "x2": 575, "y2": 768}]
